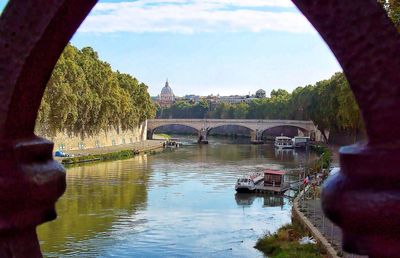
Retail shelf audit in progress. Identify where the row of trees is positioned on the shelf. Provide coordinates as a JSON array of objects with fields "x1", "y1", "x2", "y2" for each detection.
[
  {"x1": 36, "y1": 44, "x2": 156, "y2": 138},
  {"x1": 157, "y1": 73, "x2": 364, "y2": 141}
]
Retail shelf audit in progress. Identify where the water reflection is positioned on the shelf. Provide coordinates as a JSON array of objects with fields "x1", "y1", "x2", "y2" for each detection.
[
  {"x1": 38, "y1": 155, "x2": 150, "y2": 257},
  {"x1": 263, "y1": 195, "x2": 285, "y2": 208},
  {"x1": 38, "y1": 136, "x2": 317, "y2": 258},
  {"x1": 235, "y1": 193, "x2": 257, "y2": 206},
  {"x1": 235, "y1": 194, "x2": 285, "y2": 208}
]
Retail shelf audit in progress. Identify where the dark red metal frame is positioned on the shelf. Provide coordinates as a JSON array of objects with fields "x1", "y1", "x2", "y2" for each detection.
[{"x1": 1, "y1": 0, "x2": 399, "y2": 257}]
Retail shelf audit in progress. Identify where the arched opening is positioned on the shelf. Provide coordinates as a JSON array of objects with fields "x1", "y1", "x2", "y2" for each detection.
[
  {"x1": 261, "y1": 125, "x2": 309, "y2": 142},
  {"x1": 207, "y1": 124, "x2": 254, "y2": 143},
  {"x1": 1, "y1": 1, "x2": 400, "y2": 257},
  {"x1": 150, "y1": 124, "x2": 198, "y2": 140}
]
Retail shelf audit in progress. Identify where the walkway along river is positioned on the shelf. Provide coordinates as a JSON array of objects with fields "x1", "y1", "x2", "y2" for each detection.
[{"x1": 38, "y1": 136, "x2": 318, "y2": 258}]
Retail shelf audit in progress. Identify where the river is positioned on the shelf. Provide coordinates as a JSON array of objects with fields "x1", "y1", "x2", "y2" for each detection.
[{"x1": 38, "y1": 136, "x2": 318, "y2": 258}]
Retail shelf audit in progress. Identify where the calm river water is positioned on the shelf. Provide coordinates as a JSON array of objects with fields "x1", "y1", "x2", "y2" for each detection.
[{"x1": 38, "y1": 136, "x2": 317, "y2": 258}]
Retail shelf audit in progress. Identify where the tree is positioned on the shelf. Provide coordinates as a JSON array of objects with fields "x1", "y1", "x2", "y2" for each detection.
[
  {"x1": 36, "y1": 44, "x2": 156, "y2": 138},
  {"x1": 234, "y1": 102, "x2": 249, "y2": 119},
  {"x1": 379, "y1": 0, "x2": 400, "y2": 31}
]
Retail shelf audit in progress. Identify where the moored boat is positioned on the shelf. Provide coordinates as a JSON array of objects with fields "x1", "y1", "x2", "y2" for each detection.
[
  {"x1": 274, "y1": 136, "x2": 294, "y2": 149},
  {"x1": 235, "y1": 172, "x2": 264, "y2": 193},
  {"x1": 292, "y1": 136, "x2": 310, "y2": 148},
  {"x1": 262, "y1": 169, "x2": 290, "y2": 193}
]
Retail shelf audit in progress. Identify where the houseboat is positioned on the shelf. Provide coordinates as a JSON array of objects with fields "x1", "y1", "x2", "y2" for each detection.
[
  {"x1": 274, "y1": 136, "x2": 294, "y2": 149},
  {"x1": 235, "y1": 172, "x2": 264, "y2": 193},
  {"x1": 262, "y1": 169, "x2": 290, "y2": 193},
  {"x1": 293, "y1": 136, "x2": 310, "y2": 148}
]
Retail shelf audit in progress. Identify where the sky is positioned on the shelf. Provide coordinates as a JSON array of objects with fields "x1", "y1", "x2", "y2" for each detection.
[{"x1": 1, "y1": 0, "x2": 342, "y2": 97}]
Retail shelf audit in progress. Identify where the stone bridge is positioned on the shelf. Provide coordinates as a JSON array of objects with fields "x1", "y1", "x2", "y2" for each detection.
[{"x1": 147, "y1": 119, "x2": 324, "y2": 143}]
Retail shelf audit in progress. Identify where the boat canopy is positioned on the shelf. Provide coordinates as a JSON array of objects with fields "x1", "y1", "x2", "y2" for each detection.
[
  {"x1": 293, "y1": 136, "x2": 310, "y2": 140},
  {"x1": 275, "y1": 136, "x2": 291, "y2": 140},
  {"x1": 264, "y1": 169, "x2": 286, "y2": 175}
]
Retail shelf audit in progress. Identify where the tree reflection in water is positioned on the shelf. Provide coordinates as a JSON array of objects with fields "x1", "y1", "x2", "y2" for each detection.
[{"x1": 37, "y1": 155, "x2": 150, "y2": 256}]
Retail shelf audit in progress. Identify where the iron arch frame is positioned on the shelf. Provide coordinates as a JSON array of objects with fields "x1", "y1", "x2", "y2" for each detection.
[{"x1": 1, "y1": 0, "x2": 400, "y2": 257}]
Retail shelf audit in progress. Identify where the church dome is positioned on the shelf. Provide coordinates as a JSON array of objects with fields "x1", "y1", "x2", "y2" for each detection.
[
  {"x1": 159, "y1": 80, "x2": 175, "y2": 107},
  {"x1": 256, "y1": 89, "x2": 266, "y2": 98},
  {"x1": 161, "y1": 80, "x2": 174, "y2": 96}
]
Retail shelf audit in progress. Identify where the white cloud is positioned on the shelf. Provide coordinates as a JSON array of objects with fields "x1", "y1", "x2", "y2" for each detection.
[{"x1": 78, "y1": 0, "x2": 314, "y2": 34}]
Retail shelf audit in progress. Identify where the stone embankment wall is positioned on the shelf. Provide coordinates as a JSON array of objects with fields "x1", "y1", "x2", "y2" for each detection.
[
  {"x1": 44, "y1": 121, "x2": 148, "y2": 151},
  {"x1": 293, "y1": 190, "x2": 339, "y2": 258}
]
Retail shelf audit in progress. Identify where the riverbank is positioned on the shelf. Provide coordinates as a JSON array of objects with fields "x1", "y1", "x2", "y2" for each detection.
[
  {"x1": 255, "y1": 144, "x2": 334, "y2": 258},
  {"x1": 255, "y1": 217, "x2": 326, "y2": 258},
  {"x1": 57, "y1": 140, "x2": 166, "y2": 165}
]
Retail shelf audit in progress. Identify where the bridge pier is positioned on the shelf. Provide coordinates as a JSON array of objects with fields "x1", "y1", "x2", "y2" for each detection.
[
  {"x1": 147, "y1": 130, "x2": 154, "y2": 140},
  {"x1": 297, "y1": 129, "x2": 306, "y2": 137},
  {"x1": 312, "y1": 129, "x2": 329, "y2": 143},
  {"x1": 250, "y1": 130, "x2": 263, "y2": 144},
  {"x1": 198, "y1": 128, "x2": 208, "y2": 144}
]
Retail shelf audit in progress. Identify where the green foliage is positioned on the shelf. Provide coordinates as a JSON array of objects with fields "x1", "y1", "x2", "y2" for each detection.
[
  {"x1": 62, "y1": 150, "x2": 139, "y2": 165},
  {"x1": 311, "y1": 145, "x2": 332, "y2": 170},
  {"x1": 380, "y1": 0, "x2": 400, "y2": 31},
  {"x1": 255, "y1": 221, "x2": 325, "y2": 258},
  {"x1": 153, "y1": 133, "x2": 171, "y2": 140},
  {"x1": 36, "y1": 44, "x2": 156, "y2": 138},
  {"x1": 158, "y1": 99, "x2": 210, "y2": 118}
]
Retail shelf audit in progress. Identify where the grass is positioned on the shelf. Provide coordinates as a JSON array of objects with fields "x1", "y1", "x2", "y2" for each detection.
[
  {"x1": 311, "y1": 145, "x2": 332, "y2": 169},
  {"x1": 62, "y1": 148, "x2": 163, "y2": 167},
  {"x1": 255, "y1": 219, "x2": 326, "y2": 258},
  {"x1": 62, "y1": 149, "x2": 140, "y2": 166},
  {"x1": 153, "y1": 133, "x2": 171, "y2": 140}
]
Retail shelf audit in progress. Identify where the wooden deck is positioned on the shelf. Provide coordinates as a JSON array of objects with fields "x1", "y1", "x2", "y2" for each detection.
[{"x1": 254, "y1": 182, "x2": 290, "y2": 194}]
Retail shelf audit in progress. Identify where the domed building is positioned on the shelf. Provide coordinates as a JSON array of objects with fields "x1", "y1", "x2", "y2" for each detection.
[
  {"x1": 255, "y1": 89, "x2": 266, "y2": 98},
  {"x1": 158, "y1": 80, "x2": 175, "y2": 107}
]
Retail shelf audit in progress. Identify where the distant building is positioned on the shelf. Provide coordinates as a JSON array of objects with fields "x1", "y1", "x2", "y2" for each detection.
[
  {"x1": 155, "y1": 87, "x2": 266, "y2": 107},
  {"x1": 218, "y1": 95, "x2": 246, "y2": 104},
  {"x1": 183, "y1": 94, "x2": 201, "y2": 103},
  {"x1": 214, "y1": 89, "x2": 266, "y2": 104},
  {"x1": 204, "y1": 94, "x2": 219, "y2": 103},
  {"x1": 158, "y1": 80, "x2": 175, "y2": 107},
  {"x1": 255, "y1": 89, "x2": 266, "y2": 98}
]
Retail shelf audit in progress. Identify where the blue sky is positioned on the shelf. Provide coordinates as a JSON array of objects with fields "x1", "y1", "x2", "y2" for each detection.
[{"x1": 1, "y1": 0, "x2": 341, "y2": 96}]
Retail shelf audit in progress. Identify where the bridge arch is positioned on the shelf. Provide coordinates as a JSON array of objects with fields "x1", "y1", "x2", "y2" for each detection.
[
  {"x1": 260, "y1": 125, "x2": 316, "y2": 142},
  {"x1": 207, "y1": 124, "x2": 255, "y2": 134},
  {"x1": 261, "y1": 125, "x2": 310, "y2": 135},
  {"x1": 147, "y1": 123, "x2": 200, "y2": 139},
  {"x1": 206, "y1": 124, "x2": 256, "y2": 142}
]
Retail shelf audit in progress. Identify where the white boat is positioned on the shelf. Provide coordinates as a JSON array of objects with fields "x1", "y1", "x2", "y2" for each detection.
[
  {"x1": 274, "y1": 136, "x2": 294, "y2": 149},
  {"x1": 235, "y1": 172, "x2": 264, "y2": 193},
  {"x1": 292, "y1": 136, "x2": 310, "y2": 148}
]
